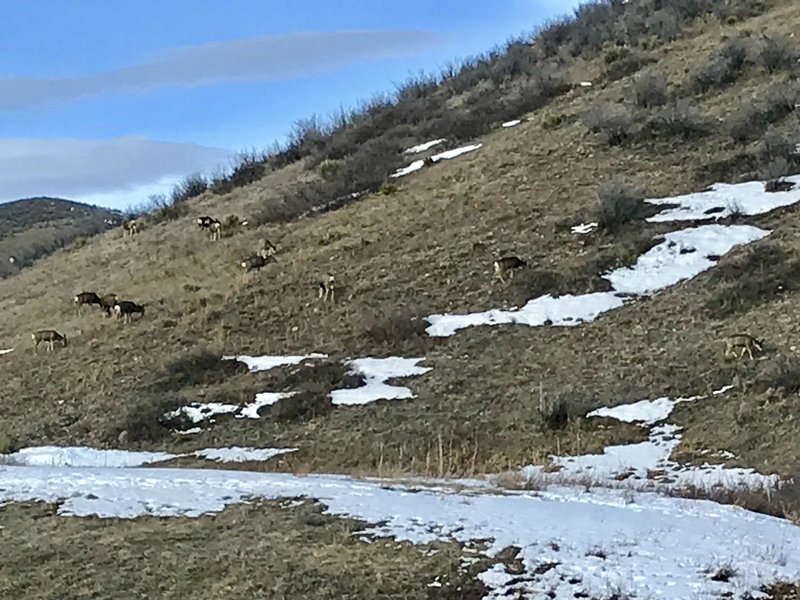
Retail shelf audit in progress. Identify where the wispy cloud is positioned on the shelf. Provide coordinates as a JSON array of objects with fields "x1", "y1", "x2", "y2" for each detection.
[
  {"x1": 0, "y1": 30, "x2": 440, "y2": 112},
  {"x1": 0, "y1": 137, "x2": 229, "y2": 204}
]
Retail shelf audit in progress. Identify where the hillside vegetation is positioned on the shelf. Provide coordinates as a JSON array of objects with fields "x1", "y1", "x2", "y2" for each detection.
[
  {"x1": 3, "y1": 0, "x2": 800, "y2": 597},
  {"x1": 0, "y1": 197, "x2": 122, "y2": 278}
]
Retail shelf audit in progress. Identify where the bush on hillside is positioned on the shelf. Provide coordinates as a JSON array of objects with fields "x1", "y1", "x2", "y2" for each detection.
[
  {"x1": 692, "y1": 37, "x2": 752, "y2": 93},
  {"x1": 631, "y1": 69, "x2": 669, "y2": 108},
  {"x1": 753, "y1": 35, "x2": 799, "y2": 73},
  {"x1": 646, "y1": 100, "x2": 713, "y2": 140},
  {"x1": 595, "y1": 180, "x2": 655, "y2": 232},
  {"x1": 605, "y1": 50, "x2": 657, "y2": 81},
  {"x1": 727, "y1": 83, "x2": 800, "y2": 144},
  {"x1": 583, "y1": 102, "x2": 638, "y2": 146}
]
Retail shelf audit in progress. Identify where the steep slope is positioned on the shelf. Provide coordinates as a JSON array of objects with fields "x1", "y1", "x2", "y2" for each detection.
[
  {"x1": 0, "y1": 197, "x2": 123, "y2": 278},
  {"x1": 0, "y1": 0, "x2": 799, "y2": 486}
]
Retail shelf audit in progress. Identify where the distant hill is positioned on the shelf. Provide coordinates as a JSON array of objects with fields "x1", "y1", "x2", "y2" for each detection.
[{"x1": 0, "y1": 197, "x2": 123, "y2": 278}]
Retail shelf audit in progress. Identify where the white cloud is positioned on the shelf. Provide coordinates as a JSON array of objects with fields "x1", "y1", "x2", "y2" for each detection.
[
  {"x1": 0, "y1": 30, "x2": 440, "y2": 112},
  {"x1": 0, "y1": 137, "x2": 229, "y2": 208}
]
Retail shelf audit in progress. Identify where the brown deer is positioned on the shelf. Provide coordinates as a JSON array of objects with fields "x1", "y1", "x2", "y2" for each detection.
[
  {"x1": 98, "y1": 293, "x2": 119, "y2": 317},
  {"x1": 122, "y1": 219, "x2": 139, "y2": 238},
  {"x1": 197, "y1": 216, "x2": 221, "y2": 241},
  {"x1": 32, "y1": 330, "x2": 68, "y2": 352},
  {"x1": 723, "y1": 333, "x2": 764, "y2": 361},
  {"x1": 113, "y1": 300, "x2": 145, "y2": 324},
  {"x1": 493, "y1": 256, "x2": 527, "y2": 284},
  {"x1": 240, "y1": 254, "x2": 276, "y2": 282},
  {"x1": 318, "y1": 274, "x2": 337, "y2": 302},
  {"x1": 73, "y1": 292, "x2": 102, "y2": 314}
]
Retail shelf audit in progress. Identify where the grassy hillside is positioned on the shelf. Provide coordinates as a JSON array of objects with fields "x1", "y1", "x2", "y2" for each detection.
[
  {"x1": 2, "y1": 0, "x2": 800, "y2": 596},
  {"x1": 0, "y1": 197, "x2": 123, "y2": 278}
]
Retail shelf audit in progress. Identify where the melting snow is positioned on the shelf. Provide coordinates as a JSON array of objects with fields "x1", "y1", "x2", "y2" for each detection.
[
  {"x1": 165, "y1": 392, "x2": 296, "y2": 425},
  {"x1": 0, "y1": 348, "x2": 13, "y2": 355},
  {"x1": 570, "y1": 222, "x2": 597, "y2": 234},
  {"x1": 521, "y1": 387, "x2": 779, "y2": 491},
  {"x1": 501, "y1": 119, "x2": 521, "y2": 128},
  {"x1": 192, "y1": 447, "x2": 297, "y2": 463},
  {"x1": 403, "y1": 138, "x2": 446, "y2": 154},
  {"x1": 391, "y1": 143, "x2": 483, "y2": 178},
  {"x1": 1, "y1": 445, "x2": 295, "y2": 468},
  {"x1": 223, "y1": 353, "x2": 327, "y2": 372},
  {"x1": 426, "y1": 224, "x2": 767, "y2": 336},
  {"x1": 0, "y1": 465, "x2": 798, "y2": 598},
  {"x1": 646, "y1": 174, "x2": 800, "y2": 222},
  {"x1": 330, "y1": 357, "x2": 431, "y2": 406}
]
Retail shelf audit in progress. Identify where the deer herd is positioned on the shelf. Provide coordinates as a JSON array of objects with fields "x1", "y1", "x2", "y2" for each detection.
[{"x1": 22, "y1": 212, "x2": 766, "y2": 363}]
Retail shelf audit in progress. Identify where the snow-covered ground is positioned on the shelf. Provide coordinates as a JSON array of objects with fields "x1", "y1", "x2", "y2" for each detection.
[
  {"x1": 403, "y1": 138, "x2": 446, "y2": 154},
  {"x1": 0, "y1": 445, "x2": 296, "y2": 467},
  {"x1": 501, "y1": 119, "x2": 521, "y2": 128},
  {"x1": 223, "y1": 353, "x2": 327, "y2": 372},
  {"x1": 646, "y1": 174, "x2": 800, "y2": 222},
  {"x1": 426, "y1": 223, "x2": 768, "y2": 336},
  {"x1": 330, "y1": 357, "x2": 431, "y2": 405},
  {"x1": 520, "y1": 385, "x2": 780, "y2": 491},
  {"x1": 426, "y1": 175, "x2": 800, "y2": 336},
  {"x1": 0, "y1": 348, "x2": 13, "y2": 355},
  {"x1": 167, "y1": 355, "x2": 432, "y2": 430},
  {"x1": 391, "y1": 143, "x2": 483, "y2": 178},
  {"x1": 0, "y1": 461, "x2": 797, "y2": 599}
]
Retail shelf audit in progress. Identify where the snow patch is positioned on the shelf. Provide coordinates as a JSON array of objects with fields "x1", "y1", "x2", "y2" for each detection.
[
  {"x1": 330, "y1": 357, "x2": 431, "y2": 406},
  {"x1": 646, "y1": 174, "x2": 800, "y2": 222},
  {"x1": 501, "y1": 119, "x2": 521, "y2": 128},
  {"x1": 223, "y1": 353, "x2": 327, "y2": 372},
  {"x1": 522, "y1": 388, "x2": 779, "y2": 491},
  {"x1": 426, "y1": 224, "x2": 766, "y2": 336},
  {"x1": 570, "y1": 222, "x2": 597, "y2": 234},
  {"x1": 403, "y1": 138, "x2": 446, "y2": 154},
  {"x1": 0, "y1": 466, "x2": 797, "y2": 599},
  {"x1": 0, "y1": 348, "x2": 13, "y2": 355},
  {"x1": 193, "y1": 447, "x2": 297, "y2": 463},
  {"x1": 391, "y1": 143, "x2": 483, "y2": 178},
  {"x1": 165, "y1": 392, "x2": 296, "y2": 425}
]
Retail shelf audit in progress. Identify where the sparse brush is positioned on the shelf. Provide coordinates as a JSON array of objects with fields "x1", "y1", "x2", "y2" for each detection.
[
  {"x1": 631, "y1": 70, "x2": 669, "y2": 108},
  {"x1": 692, "y1": 37, "x2": 751, "y2": 93},
  {"x1": 647, "y1": 100, "x2": 713, "y2": 140},
  {"x1": 754, "y1": 35, "x2": 800, "y2": 73},
  {"x1": 583, "y1": 102, "x2": 638, "y2": 146},
  {"x1": 595, "y1": 180, "x2": 655, "y2": 232}
]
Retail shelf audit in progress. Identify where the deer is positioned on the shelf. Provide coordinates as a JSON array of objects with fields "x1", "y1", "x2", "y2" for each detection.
[
  {"x1": 98, "y1": 293, "x2": 119, "y2": 317},
  {"x1": 113, "y1": 300, "x2": 145, "y2": 324},
  {"x1": 723, "y1": 333, "x2": 764, "y2": 361},
  {"x1": 259, "y1": 238, "x2": 277, "y2": 258},
  {"x1": 73, "y1": 292, "x2": 102, "y2": 314},
  {"x1": 122, "y1": 219, "x2": 139, "y2": 238},
  {"x1": 197, "y1": 216, "x2": 222, "y2": 241},
  {"x1": 318, "y1": 274, "x2": 337, "y2": 302},
  {"x1": 32, "y1": 330, "x2": 68, "y2": 352},
  {"x1": 493, "y1": 255, "x2": 527, "y2": 284},
  {"x1": 240, "y1": 254, "x2": 276, "y2": 282}
]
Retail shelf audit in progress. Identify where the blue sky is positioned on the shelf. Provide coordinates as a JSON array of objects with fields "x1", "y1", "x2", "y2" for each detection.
[{"x1": 0, "y1": 0, "x2": 578, "y2": 209}]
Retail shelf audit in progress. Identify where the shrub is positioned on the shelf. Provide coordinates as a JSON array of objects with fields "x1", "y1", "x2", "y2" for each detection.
[
  {"x1": 170, "y1": 173, "x2": 208, "y2": 204},
  {"x1": 754, "y1": 35, "x2": 799, "y2": 73},
  {"x1": 595, "y1": 180, "x2": 655, "y2": 232},
  {"x1": 151, "y1": 350, "x2": 248, "y2": 391},
  {"x1": 583, "y1": 102, "x2": 637, "y2": 146},
  {"x1": 631, "y1": 70, "x2": 669, "y2": 108},
  {"x1": 692, "y1": 37, "x2": 751, "y2": 92},
  {"x1": 752, "y1": 356, "x2": 800, "y2": 396},
  {"x1": 107, "y1": 394, "x2": 190, "y2": 444},
  {"x1": 379, "y1": 181, "x2": 398, "y2": 196},
  {"x1": 647, "y1": 101, "x2": 713, "y2": 140},
  {"x1": 605, "y1": 51, "x2": 657, "y2": 81},
  {"x1": 360, "y1": 308, "x2": 431, "y2": 354},
  {"x1": 318, "y1": 159, "x2": 343, "y2": 180}
]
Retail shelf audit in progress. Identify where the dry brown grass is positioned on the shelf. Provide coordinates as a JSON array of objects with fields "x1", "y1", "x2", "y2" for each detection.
[
  {"x1": 1, "y1": 1, "x2": 800, "y2": 484},
  {"x1": 0, "y1": 500, "x2": 489, "y2": 600}
]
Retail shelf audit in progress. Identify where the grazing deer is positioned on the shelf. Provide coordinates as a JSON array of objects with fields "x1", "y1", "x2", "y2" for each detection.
[
  {"x1": 493, "y1": 255, "x2": 527, "y2": 284},
  {"x1": 32, "y1": 330, "x2": 67, "y2": 352},
  {"x1": 73, "y1": 292, "x2": 102, "y2": 314},
  {"x1": 724, "y1": 333, "x2": 764, "y2": 361},
  {"x1": 318, "y1": 274, "x2": 336, "y2": 302},
  {"x1": 259, "y1": 238, "x2": 277, "y2": 258},
  {"x1": 240, "y1": 254, "x2": 276, "y2": 282},
  {"x1": 122, "y1": 219, "x2": 139, "y2": 238},
  {"x1": 113, "y1": 300, "x2": 145, "y2": 324},
  {"x1": 98, "y1": 293, "x2": 119, "y2": 317},
  {"x1": 197, "y1": 216, "x2": 222, "y2": 241}
]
